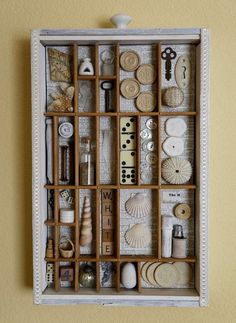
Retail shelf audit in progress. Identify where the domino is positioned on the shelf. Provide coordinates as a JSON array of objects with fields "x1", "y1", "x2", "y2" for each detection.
[
  {"x1": 120, "y1": 117, "x2": 136, "y2": 134},
  {"x1": 120, "y1": 150, "x2": 136, "y2": 184},
  {"x1": 120, "y1": 133, "x2": 136, "y2": 150}
]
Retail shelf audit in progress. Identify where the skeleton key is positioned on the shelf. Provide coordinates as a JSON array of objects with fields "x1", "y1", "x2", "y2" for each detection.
[{"x1": 161, "y1": 47, "x2": 177, "y2": 81}]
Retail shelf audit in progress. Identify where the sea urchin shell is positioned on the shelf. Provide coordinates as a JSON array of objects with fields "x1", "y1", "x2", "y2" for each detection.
[{"x1": 161, "y1": 157, "x2": 192, "y2": 184}]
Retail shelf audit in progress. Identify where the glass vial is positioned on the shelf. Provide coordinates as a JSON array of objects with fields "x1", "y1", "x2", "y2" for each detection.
[{"x1": 80, "y1": 136, "x2": 95, "y2": 185}]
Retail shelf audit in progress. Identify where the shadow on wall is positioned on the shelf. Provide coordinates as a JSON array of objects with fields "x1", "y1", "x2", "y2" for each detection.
[{"x1": 16, "y1": 36, "x2": 33, "y2": 289}]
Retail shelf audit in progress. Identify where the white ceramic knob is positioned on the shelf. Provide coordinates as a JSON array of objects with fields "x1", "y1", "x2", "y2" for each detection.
[{"x1": 110, "y1": 14, "x2": 132, "y2": 29}]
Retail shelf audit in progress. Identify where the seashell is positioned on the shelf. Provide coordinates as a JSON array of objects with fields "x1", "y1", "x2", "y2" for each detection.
[
  {"x1": 125, "y1": 223, "x2": 151, "y2": 248},
  {"x1": 79, "y1": 196, "x2": 92, "y2": 246},
  {"x1": 121, "y1": 263, "x2": 137, "y2": 289},
  {"x1": 125, "y1": 193, "x2": 151, "y2": 218},
  {"x1": 161, "y1": 157, "x2": 192, "y2": 184}
]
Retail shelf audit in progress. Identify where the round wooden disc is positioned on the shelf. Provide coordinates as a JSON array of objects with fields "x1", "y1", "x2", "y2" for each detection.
[
  {"x1": 120, "y1": 78, "x2": 140, "y2": 99},
  {"x1": 174, "y1": 262, "x2": 193, "y2": 285},
  {"x1": 136, "y1": 64, "x2": 156, "y2": 85},
  {"x1": 141, "y1": 262, "x2": 155, "y2": 284},
  {"x1": 154, "y1": 263, "x2": 179, "y2": 288},
  {"x1": 146, "y1": 262, "x2": 161, "y2": 286},
  {"x1": 136, "y1": 92, "x2": 156, "y2": 112},
  {"x1": 120, "y1": 50, "x2": 140, "y2": 71},
  {"x1": 174, "y1": 203, "x2": 191, "y2": 220}
]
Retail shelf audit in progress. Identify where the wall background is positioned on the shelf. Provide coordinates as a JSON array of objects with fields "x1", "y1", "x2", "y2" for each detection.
[{"x1": 1, "y1": 0, "x2": 236, "y2": 322}]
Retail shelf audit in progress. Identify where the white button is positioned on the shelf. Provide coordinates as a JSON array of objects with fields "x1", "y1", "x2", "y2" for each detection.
[
  {"x1": 146, "y1": 118, "x2": 157, "y2": 130},
  {"x1": 59, "y1": 122, "x2": 74, "y2": 138},
  {"x1": 146, "y1": 152, "x2": 157, "y2": 165},
  {"x1": 146, "y1": 140, "x2": 155, "y2": 152},
  {"x1": 141, "y1": 171, "x2": 153, "y2": 183},
  {"x1": 140, "y1": 129, "x2": 152, "y2": 139},
  {"x1": 162, "y1": 137, "x2": 184, "y2": 157},
  {"x1": 165, "y1": 118, "x2": 187, "y2": 137}
]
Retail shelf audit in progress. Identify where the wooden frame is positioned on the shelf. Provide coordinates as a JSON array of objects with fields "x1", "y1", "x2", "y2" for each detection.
[{"x1": 31, "y1": 28, "x2": 209, "y2": 306}]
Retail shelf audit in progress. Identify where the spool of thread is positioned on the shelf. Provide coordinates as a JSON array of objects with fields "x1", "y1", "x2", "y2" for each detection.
[
  {"x1": 60, "y1": 209, "x2": 74, "y2": 223},
  {"x1": 172, "y1": 237, "x2": 187, "y2": 258},
  {"x1": 161, "y1": 216, "x2": 173, "y2": 258}
]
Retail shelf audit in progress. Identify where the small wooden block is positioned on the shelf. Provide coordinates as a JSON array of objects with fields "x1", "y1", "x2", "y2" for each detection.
[
  {"x1": 102, "y1": 242, "x2": 114, "y2": 255},
  {"x1": 101, "y1": 190, "x2": 113, "y2": 201},
  {"x1": 102, "y1": 202, "x2": 113, "y2": 216},
  {"x1": 102, "y1": 215, "x2": 114, "y2": 229},
  {"x1": 102, "y1": 229, "x2": 114, "y2": 242},
  {"x1": 60, "y1": 267, "x2": 74, "y2": 282}
]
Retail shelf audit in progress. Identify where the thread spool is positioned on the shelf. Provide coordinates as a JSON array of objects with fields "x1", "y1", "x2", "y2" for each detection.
[
  {"x1": 60, "y1": 209, "x2": 74, "y2": 223},
  {"x1": 172, "y1": 238, "x2": 187, "y2": 258}
]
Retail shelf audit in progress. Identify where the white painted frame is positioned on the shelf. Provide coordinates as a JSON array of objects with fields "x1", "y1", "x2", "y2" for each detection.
[{"x1": 31, "y1": 28, "x2": 209, "y2": 306}]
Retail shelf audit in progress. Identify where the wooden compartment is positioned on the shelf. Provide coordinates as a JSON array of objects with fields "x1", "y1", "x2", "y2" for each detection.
[{"x1": 32, "y1": 28, "x2": 209, "y2": 306}]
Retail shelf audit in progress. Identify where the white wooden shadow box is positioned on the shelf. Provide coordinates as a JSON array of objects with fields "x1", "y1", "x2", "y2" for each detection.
[{"x1": 31, "y1": 28, "x2": 209, "y2": 306}]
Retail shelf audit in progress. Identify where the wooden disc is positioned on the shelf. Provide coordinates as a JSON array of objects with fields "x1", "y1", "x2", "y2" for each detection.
[
  {"x1": 174, "y1": 262, "x2": 193, "y2": 285},
  {"x1": 141, "y1": 262, "x2": 154, "y2": 284},
  {"x1": 120, "y1": 78, "x2": 140, "y2": 99},
  {"x1": 120, "y1": 50, "x2": 140, "y2": 71},
  {"x1": 174, "y1": 203, "x2": 191, "y2": 220},
  {"x1": 146, "y1": 262, "x2": 161, "y2": 286},
  {"x1": 154, "y1": 263, "x2": 179, "y2": 288},
  {"x1": 136, "y1": 92, "x2": 156, "y2": 112},
  {"x1": 136, "y1": 64, "x2": 156, "y2": 84}
]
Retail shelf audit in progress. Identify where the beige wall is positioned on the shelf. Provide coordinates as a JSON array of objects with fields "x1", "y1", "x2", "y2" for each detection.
[{"x1": 1, "y1": 0, "x2": 236, "y2": 322}]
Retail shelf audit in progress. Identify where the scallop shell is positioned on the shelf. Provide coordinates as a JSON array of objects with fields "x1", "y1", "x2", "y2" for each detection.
[
  {"x1": 125, "y1": 193, "x2": 151, "y2": 218},
  {"x1": 162, "y1": 157, "x2": 192, "y2": 184},
  {"x1": 125, "y1": 223, "x2": 151, "y2": 248}
]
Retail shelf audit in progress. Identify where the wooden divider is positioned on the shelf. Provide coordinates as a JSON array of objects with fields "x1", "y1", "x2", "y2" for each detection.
[{"x1": 44, "y1": 41, "x2": 197, "y2": 294}]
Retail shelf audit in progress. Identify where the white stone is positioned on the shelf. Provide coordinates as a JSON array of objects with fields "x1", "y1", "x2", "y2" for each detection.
[{"x1": 121, "y1": 263, "x2": 137, "y2": 289}]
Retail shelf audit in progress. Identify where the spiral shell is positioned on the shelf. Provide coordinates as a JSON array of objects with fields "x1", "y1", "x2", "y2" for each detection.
[
  {"x1": 125, "y1": 193, "x2": 151, "y2": 218},
  {"x1": 162, "y1": 157, "x2": 192, "y2": 184},
  {"x1": 125, "y1": 223, "x2": 151, "y2": 248},
  {"x1": 80, "y1": 196, "x2": 92, "y2": 246}
]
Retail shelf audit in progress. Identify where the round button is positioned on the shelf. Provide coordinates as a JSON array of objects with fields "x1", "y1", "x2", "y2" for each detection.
[
  {"x1": 162, "y1": 137, "x2": 184, "y2": 157},
  {"x1": 146, "y1": 118, "x2": 157, "y2": 130},
  {"x1": 146, "y1": 140, "x2": 155, "y2": 152},
  {"x1": 141, "y1": 171, "x2": 153, "y2": 184},
  {"x1": 140, "y1": 129, "x2": 152, "y2": 140},
  {"x1": 58, "y1": 122, "x2": 74, "y2": 138},
  {"x1": 146, "y1": 153, "x2": 157, "y2": 165}
]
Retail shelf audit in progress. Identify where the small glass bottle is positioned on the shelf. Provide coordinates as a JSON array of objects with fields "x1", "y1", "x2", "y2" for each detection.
[{"x1": 80, "y1": 137, "x2": 95, "y2": 185}]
